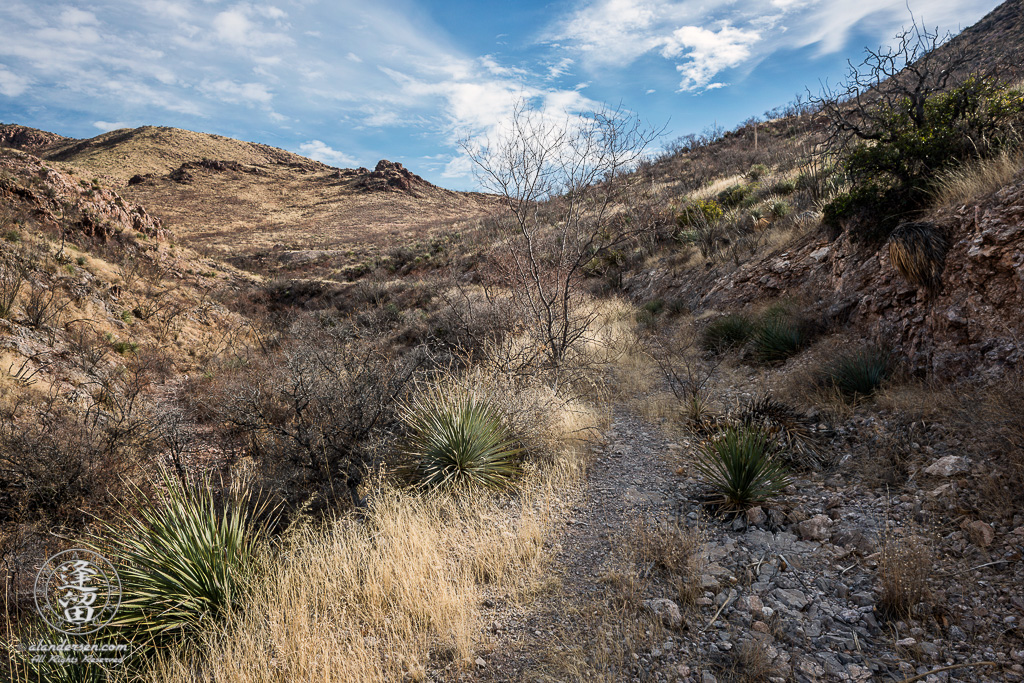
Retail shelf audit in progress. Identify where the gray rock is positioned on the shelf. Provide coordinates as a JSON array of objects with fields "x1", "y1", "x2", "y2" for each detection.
[
  {"x1": 772, "y1": 588, "x2": 810, "y2": 611},
  {"x1": 798, "y1": 514, "x2": 833, "y2": 542},
  {"x1": 644, "y1": 598, "x2": 683, "y2": 629},
  {"x1": 924, "y1": 455, "x2": 969, "y2": 477}
]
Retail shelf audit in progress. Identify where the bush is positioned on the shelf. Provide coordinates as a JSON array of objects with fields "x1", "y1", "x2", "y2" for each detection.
[
  {"x1": 702, "y1": 313, "x2": 754, "y2": 353},
  {"x1": 716, "y1": 183, "x2": 753, "y2": 208},
  {"x1": 736, "y1": 393, "x2": 825, "y2": 469},
  {"x1": 768, "y1": 198, "x2": 791, "y2": 220},
  {"x1": 2, "y1": 229, "x2": 20, "y2": 242},
  {"x1": 747, "y1": 164, "x2": 769, "y2": 181},
  {"x1": 820, "y1": 347, "x2": 892, "y2": 399},
  {"x1": 695, "y1": 425, "x2": 789, "y2": 508},
  {"x1": 97, "y1": 472, "x2": 271, "y2": 642},
  {"x1": 769, "y1": 178, "x2": 797, "y2": 195},
  {"x1": 400, "y1": 384, "x2": 522, "y2": 490},
  {"x1": 675, "y1": 198, "x2": 723, "y2": 229},
  {"x1": 887, "y1": 222, "x2": 948, "y2": 287},
  {"x1": 751, "y1": 315, "x2": 809, "y2": 364},
  {"x1": 824, "y1": 76, "x2": 1024, "y2": 244}
]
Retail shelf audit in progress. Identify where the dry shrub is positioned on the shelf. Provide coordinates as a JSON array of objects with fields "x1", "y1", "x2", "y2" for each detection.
[
  {"x1": 877, "y1": 526, "x2": 932, "y2": 619},
  {"x1": 959, "y1": 370, "x2": 1024, "y2": 516},
  {"x1": 725, "y1": 639, "x2": 778, "y2": 682},
  {"x1": 629, "y1": 516, "x2": 706, "y2": 607},
  {"x1": 931, "y1": 151, "x2": 1023, "y2": 207}
]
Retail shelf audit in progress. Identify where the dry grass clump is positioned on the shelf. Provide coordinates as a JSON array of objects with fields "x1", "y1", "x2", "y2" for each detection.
[
  {"x1": 629, "y1": 516, "x2": 706, "y2": 607},
  {"x1": 931, "y1": 151, "x2": 1023, "y2": 207},
  {"x1": 887, "y1": 222, "x2": 948, "y2": 287},
  {"x1": 877, "y1": 525, "x2": 932, "y2": 619}
]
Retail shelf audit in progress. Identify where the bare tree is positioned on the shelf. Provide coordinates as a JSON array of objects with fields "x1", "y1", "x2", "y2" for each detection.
[
  {"x1": 812, "y1": 19, "x2": 974, "y2": 152},
  {"x1": 461, "y1": 101, "x2": 661, "y2": 378}
]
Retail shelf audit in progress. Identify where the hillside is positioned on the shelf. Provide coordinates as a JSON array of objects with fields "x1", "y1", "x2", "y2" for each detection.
[{"x1": 0, "y1": 124, "x2": 497, "y2": 278}]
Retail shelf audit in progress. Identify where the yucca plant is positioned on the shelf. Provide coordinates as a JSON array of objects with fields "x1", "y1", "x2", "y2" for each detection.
[
  {"x1": 736, "y1": 393, "x2": 826, "y2": 470},
  {"x1": 751, "y1": 316, "x2": 808, "y2": 364},
  {"x1": 887, "y1": 221, "x2": 947, "y2": 287},
  {"x1": 94, "y1": 472, "x2": 270, "y2": 643},
  {"x1": 702, "y1": 313, "x2": 754, "y2": 353},
  {"x1": 400, "y1": 385, "x2": 522, "y2": 490},
  {"x1": 695, "y1": 425, "x2": 789, "y2": 508},
  {"x1": 821, "y1": 347, "x2": 892, "y2": 399}
]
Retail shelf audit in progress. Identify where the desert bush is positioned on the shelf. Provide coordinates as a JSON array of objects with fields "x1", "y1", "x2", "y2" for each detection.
[
  {"x1": 0, "y1": 259, "x2": 26, "y2": 319},
  {"x1": 822, "y1": 75, "x2": 1024, "y2": 243},
  {"x1": 716, "y1": 183, "x2": 753, "y2": 209},
  {"x1": 96, "y1": 472, "x2": 271, "y2": 642},
  {"x1": 702, "y1": 313, "x2": 754, "y2": 353},
  {"x1": 751, "y1": 315, "x2": 810, "y2": 364},
  {"x1": 0, "y1": 389, "x2": 147, "y2": 524},
  {"x1": 747, "y1": 164, "x2": 769, "y2": 181},
  {"x1": 695, "y1": 425, "x2": 789, "y2": 508},
  {"x1": 218, "y1": 319, "x2": 422, "y2": 512},
  {"x1": 767, "y1": 198, "x2": 791, "y2": 220},
  {"x1": 877, "y1": 527, "x2": 931, "y2": 619},
  {"x1": 769, "y1": 178, "x2": 797, "y2": 195},
  {"x1": 819, "y1": 347, "x2": 892, "y2": 401},
  {"x1": 887, "y1": 221, "x2": 948, "y2": 287},
  {"x1": 23, "y1": 283, "x2": 67, "y2": 328},
  {"x1": 399, "y1": 382, "x2": 522, "y2": 490}
]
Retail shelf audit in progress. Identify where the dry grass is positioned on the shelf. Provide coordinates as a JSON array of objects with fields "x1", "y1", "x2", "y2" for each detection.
[
  {"x1": 877, "y1": 524, "x2": 933, "y2": 619},
  {"x1": 141, "y1": 369, "x2": 599, "y2": 683},
  {"x1": 930, "y1": 151, "x2": 1024, "y2": 208}
]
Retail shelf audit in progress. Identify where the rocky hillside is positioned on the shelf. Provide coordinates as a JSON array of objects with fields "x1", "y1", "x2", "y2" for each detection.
[{"x1": 0, "y1": 125, "x2": 497, "y2": 278}]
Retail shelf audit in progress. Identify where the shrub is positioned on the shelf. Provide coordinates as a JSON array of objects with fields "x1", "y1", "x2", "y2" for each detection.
[
  {"x1": 400, "y1": 385, "x2": 522, "y2": 490},
  {"x1": 747, "y1": 164, "x2": 769, "y2": 181},
  {"x1": 824, "y1": 76, "x2": 1024, "y2": 244},
  {"x1": 820, "y1": 347, "x2": 892, "y2": 399},
  {"x1": 877, "y1": 528, "x2": 931, "y2": 619},
  {"x1": 96, "y1": 472, "x2": 271, "y2": 642},
  {"x1": 2, "y1": 229, "x2": 20, "y2": 242},
  {"x1": 751, "y1": 315, "x2": 809, "y2": 364},
  {"x1": 695, "y1": 425, "x2": 789, "y2": 508},
  {"x1": 769, "y1": 178, "x2": 797, "y2": 195},
  {"x1": 702, "y1": 313, "x2": 754, "y2": 353},
  {"x1": 887, "y1": 222, "x2": 948, "y2": 287},
  {"x1": 0, "y1": 261, "x2": 26, "y2": 319},
  {"x1": 716, "y1": 183, "x2": 753, "y2": 208},
  {"x1": 736, "y1": 393, "x2": 825, "y2": 469},
  {"x1": 768, "y1": 198, "x2": 791, "y2": 220},
  {"x1": 675, "y1": 198, "x2": 723, "y2": 229}
]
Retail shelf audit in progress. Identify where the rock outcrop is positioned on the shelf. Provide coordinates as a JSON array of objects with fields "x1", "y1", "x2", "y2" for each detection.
[
  {"x1": 355, "y1": 160, "x2": 430, "y2": 195},
  {"x1": 700, "y1": 174, "x2": 1024, "y2": 379},
  {"x1": 0, "y1": 124, "x2": 71, "y2": 154}
]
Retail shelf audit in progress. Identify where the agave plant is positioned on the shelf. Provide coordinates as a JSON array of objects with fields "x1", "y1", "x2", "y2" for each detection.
[
  {"x1": 400, "y1": 385, "x2": 522, "y2": 490},
  {"x1": 94, "y1": 472, "x2": 270, "y2": 643},
  {"x1": 695, "y1": 425, "x2": 789, "y2": 508}
]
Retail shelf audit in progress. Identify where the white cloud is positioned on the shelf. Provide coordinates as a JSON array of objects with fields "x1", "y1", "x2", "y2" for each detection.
[
  {"x1": 0, "y1": 66, "x2": 29, "y2": 96},
  {"x1": 93, "y1": 120, "x2": 129, "y2": 131},
  {"x1": 662, "y1": 25, "x2": 760, "y2": 91},
  {"x1": 298, "y1": 140, "x2": 357, "y2": 166},
  {"x1": 212, "y1": 4, "x2": 290, "y2": 48},
  {"x1": 346, "y1": 52, "x2": 362, "y2": 63}
]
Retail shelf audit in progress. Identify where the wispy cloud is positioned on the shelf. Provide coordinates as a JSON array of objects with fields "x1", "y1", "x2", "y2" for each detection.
[
  {"x1": 298, "y1": 140, "x2": 357, "y2": 167},
  {"x1": 549, "y1": 0, "x2": 992, "y2": 91}
]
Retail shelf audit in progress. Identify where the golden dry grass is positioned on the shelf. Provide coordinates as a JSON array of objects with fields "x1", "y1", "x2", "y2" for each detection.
[
  {"x1": 931, "y1": 152, "x2": 1024, "y2": 208},
  {"x1": 140, "y1": 368, "x2": 600, "y2": 683}
]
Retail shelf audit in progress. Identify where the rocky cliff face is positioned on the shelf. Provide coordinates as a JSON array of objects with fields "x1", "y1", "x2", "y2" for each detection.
[
  {"x1": 702, "y1": 176, "x2": 1024, "y2": 379},
  {"x1": 0, "y1": 150, "x2": 164, "y2": 242}
]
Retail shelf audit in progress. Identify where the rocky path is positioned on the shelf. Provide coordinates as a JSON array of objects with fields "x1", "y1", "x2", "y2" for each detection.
[{"x1": 465, "y1": 405, "x2": 1024, "y2": 682}]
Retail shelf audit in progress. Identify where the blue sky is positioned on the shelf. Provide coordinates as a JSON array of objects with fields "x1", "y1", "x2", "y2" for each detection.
[{"x1": 0, "y1": 0, "x2": 1003, "y2": 190}]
